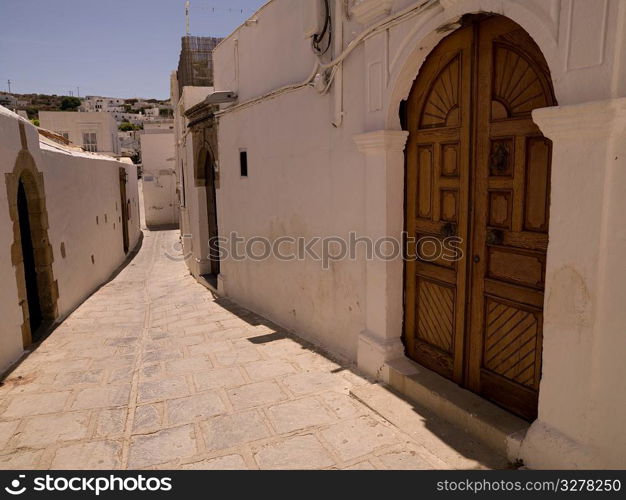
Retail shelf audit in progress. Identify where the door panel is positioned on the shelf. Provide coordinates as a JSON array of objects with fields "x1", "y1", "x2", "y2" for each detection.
[
  {"x1": 467, "y1": 16, "x2": 556, "y2": 420},
  {"x1": 404, "y1": 25, "x2": 473, "y2": 384},
  {"x1": 404, "y1": 15, "x2": 556, "y2": 421}
]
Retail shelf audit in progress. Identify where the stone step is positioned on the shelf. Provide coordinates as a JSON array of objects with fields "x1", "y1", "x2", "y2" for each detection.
[
  {"x1": 350, "y1": 382, "x2": 511, "y2": 469},
  {"x1": 356, "y1": 357, "x2": 529, "y2": 462}
]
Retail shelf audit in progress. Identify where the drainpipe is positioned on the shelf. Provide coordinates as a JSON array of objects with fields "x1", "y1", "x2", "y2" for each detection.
[{"x1": 332, "y1": 0, "x2": 344, "y2": 127}]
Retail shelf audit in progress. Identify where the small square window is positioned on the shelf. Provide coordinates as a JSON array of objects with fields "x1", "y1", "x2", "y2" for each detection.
[{"x1": 240, "y1": 150, "x2": 248, "y2": 177}]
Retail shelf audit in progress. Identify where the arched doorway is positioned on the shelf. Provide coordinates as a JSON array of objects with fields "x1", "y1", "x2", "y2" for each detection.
[
  {"x1": 403, "y1": 14, "x2": 556, "y2": 420},
  {"x1": 119, "y1": 167, "x2": 130, "y2": 254},
  {"x1": 17, "y1": 178, "x2": 43, "y2": 337},
  {"x1": 193, "y1": 144, "x2": 220, "y2": 279},
  {"x1": 8, "y1": 166, "x2": 58, "y2": 346},
  {"x1": 7, "y1": 126, "x2": 58, "y2": 347},
  {"x1": 203, "y1": 150, "x2": 220, "y2": 277}
]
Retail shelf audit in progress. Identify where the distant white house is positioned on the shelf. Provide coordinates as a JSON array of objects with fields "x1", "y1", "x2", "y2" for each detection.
[
  {"x1": 110, "y1": 112, "x2": 144, "y2": 125},
  {"x1": 39, "y1": 111, "x2": 120, "y2": 156},
  {"x1": 118, "y1": 130, "x2": 141, "y2": 157},
  {"x1": 0, "y1": 94, "x2": 18, "y2": 107},
  {"x1": 143, "y1": 120, "x2": 174, "y2": 133},
  {"x1": 80, "y1": 96, "x2": 125, "y2": 113},
  {"x1": 141, "y1": 107, "x2": 161, "y2": 121},
  {"x1": 130, "y1": 99, "x2": 151, "y2": 111}
]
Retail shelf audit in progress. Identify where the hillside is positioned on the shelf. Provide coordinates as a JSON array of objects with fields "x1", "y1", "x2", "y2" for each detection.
[{"x1": 0, "y1": 92, "x2": 170, "y2": 120}]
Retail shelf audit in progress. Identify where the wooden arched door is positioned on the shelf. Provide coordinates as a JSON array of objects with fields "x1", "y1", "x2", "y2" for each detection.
[
  {"x1": 17, "y1": 178, "x2": 43, "y2": 338},
  {"x1": 403, "y1": 15, "x2": 556, "y2": 420},
  {"x1": 204, "y1": 151, "x2": 220, "y2": 277}
]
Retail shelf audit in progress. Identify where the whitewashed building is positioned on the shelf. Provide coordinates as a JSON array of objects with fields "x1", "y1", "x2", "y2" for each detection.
[
  {"x1": 173, "y1": 0, "x2": 626, "y2": 469},
  {"x1": 39, "y1": 111, "x2": 120, "y2": 156},
  {"x1": 170, "y1": 35, "x2": 223, "y2": 284},
  {"x1": 0, "y1": 106, "x2": 141, "y2": 373},
  {"x1": 130, "y1": 99, "x2": 151, "y2": 111},
  {"x1": 111, "y1": 112, "x2": 144, "y2": 125},
  {"x1": 0, "y1": 95, "x2": 18, "y2": 108},
  {"x1": 118, "y1": 130, "x2": 142, "y2": 157},
  {"x1": 80, "y1": 96, "x2": 125, "y2": 113}
]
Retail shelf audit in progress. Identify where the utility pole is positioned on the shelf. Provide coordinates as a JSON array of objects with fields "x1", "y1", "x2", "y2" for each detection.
[
  {"x1": 185, "y1": 0, "x2": 190, "y2": 35},
  {"x1": 77, "y1": 86, "x2": 80, "y2": 97},
  {"x1": 68, "y1": 90, "x2": 73, "y2": 97},
  {"x1": 7, "y1": 79, "x2": 11, "y2": 93}
]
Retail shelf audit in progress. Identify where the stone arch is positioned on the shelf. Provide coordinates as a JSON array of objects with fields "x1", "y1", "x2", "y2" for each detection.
[
  {"x1": 5, "y1": 123, "x2": 58, "y2": 346},
  {"x1": 384, "y1": 0, "x2": 561, "y2": 131}
]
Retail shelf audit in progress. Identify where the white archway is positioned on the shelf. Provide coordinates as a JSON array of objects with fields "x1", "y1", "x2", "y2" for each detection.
[
  {"x1": 355, "y1": 0, "x2": 626, "y2": 468},
  {"x1": 354, "y1": 2, "x2": 565, "y2": 462},
  {"x1": 383, "y1": 0, "x2": 563, "y2": 131}
]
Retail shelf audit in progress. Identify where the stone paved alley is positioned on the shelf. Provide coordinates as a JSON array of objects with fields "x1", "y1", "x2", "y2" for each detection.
[{"x1": 0, "y1": 230, "x2": 507, "y2": 470}]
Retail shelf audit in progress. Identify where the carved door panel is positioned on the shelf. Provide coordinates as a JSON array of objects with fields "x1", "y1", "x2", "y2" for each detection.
[
  {"x1": 404, "y1": 15, "x2": 556, "y2": 420},
  {"x1": 404, "y1": 25, "x2": 473, "y2": 384},
  {"x1": 467, "y1": 16, "x2": 556, "y2": 420}
]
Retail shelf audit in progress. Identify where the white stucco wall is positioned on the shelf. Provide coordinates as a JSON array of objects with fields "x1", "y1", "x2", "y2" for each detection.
[
  {"x1": 212, "y1": 0, "x2": 371, "y2": 360},
  {"x1": 0, "y1": 108, "x2": 28, "y2": 374},
  {"x1": 141, "y1": 131, "x2": 178, "y2": 228},
  {"x1": 213, "y1": 0, "x2": 320, "y2": 101},
  {"x1": 0, "y1": 106, "x2": 140, "y2": 372},
  {"x1": 216, "y1": 76, "x2": 368, "y2": 360},
  {"x1": 41, "y1": 146, "x2": 141, "y2": 318},
  {"x1": 207, "y1": 0, "x2": 626, "y2": 468},
  {"x1": 519, "y1": 98, "x2": 626, "y2": 469}
]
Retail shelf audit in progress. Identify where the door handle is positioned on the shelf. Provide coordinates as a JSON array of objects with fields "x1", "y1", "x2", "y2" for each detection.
[
  {"x1": 490, "y1": 142, "x2": 510, "y2": 173},
  {"x1": 486, "y1": 229, "x2": 504, "y2": 245},
  {"x1": 441, "y1": 223, "x2": 457, "y2": 238}
]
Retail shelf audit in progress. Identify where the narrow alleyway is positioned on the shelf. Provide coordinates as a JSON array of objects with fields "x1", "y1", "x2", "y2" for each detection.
[{"x1": 0, "y1": 230, "x2": 507, "y2": 470}]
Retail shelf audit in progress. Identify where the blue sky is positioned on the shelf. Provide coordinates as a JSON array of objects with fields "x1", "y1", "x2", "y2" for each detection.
[{"x1": 0, "y1": 0, "x2": 267, "y2": 100}]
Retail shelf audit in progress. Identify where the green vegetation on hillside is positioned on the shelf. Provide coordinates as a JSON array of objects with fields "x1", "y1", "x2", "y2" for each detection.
[
  {"x1": 60, "y1": 96, "x2": 81, "y2": 111},
  {"x1": 118, "y1": 122, "x2": 142, "y2": 132}
]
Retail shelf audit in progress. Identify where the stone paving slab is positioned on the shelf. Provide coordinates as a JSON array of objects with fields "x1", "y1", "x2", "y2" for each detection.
[{"x1": 0, "y1": 230, "x2": 507, "y2": 470}]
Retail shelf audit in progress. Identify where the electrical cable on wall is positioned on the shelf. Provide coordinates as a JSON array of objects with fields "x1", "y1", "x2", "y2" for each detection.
[
  {"x1": 216, "y1": 0, "x2": 439, "y2": 117},
  {"x1": 312, "y1": 0, "x2": 332, "y2": 56}
]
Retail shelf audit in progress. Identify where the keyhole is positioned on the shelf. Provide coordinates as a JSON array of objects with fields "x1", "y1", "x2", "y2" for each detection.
[{"x1": 473, "y1": 255, "x2": 480, "y2": 263}]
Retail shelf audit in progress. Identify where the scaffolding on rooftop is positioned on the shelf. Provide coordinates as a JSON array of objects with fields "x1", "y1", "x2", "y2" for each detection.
[{"x1": 176, "y1": 36, "x2": 223, "y2": 98}]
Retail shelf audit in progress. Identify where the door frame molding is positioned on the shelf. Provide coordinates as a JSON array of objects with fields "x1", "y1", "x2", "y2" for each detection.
[
  {"x1": 357, "y1": 0, "x2": 625, "y2": 470},
  {"x1": 5, "y1": 122, "x2": 59, "y2": 347},
  {"x1": 354, "y1": 130, "x2": 409, "y2": 380},
  {"x1": 354, "y1": 10, "x2": 559, "y2": 401}
]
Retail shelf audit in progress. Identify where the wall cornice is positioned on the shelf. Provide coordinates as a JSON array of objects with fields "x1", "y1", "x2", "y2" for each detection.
[
  {"x1": 533, "y1": 98, "x2": 626, "y2": 139},
  {"x1": 353, "y1": 130, "x2": 409, "y2": 154}
]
